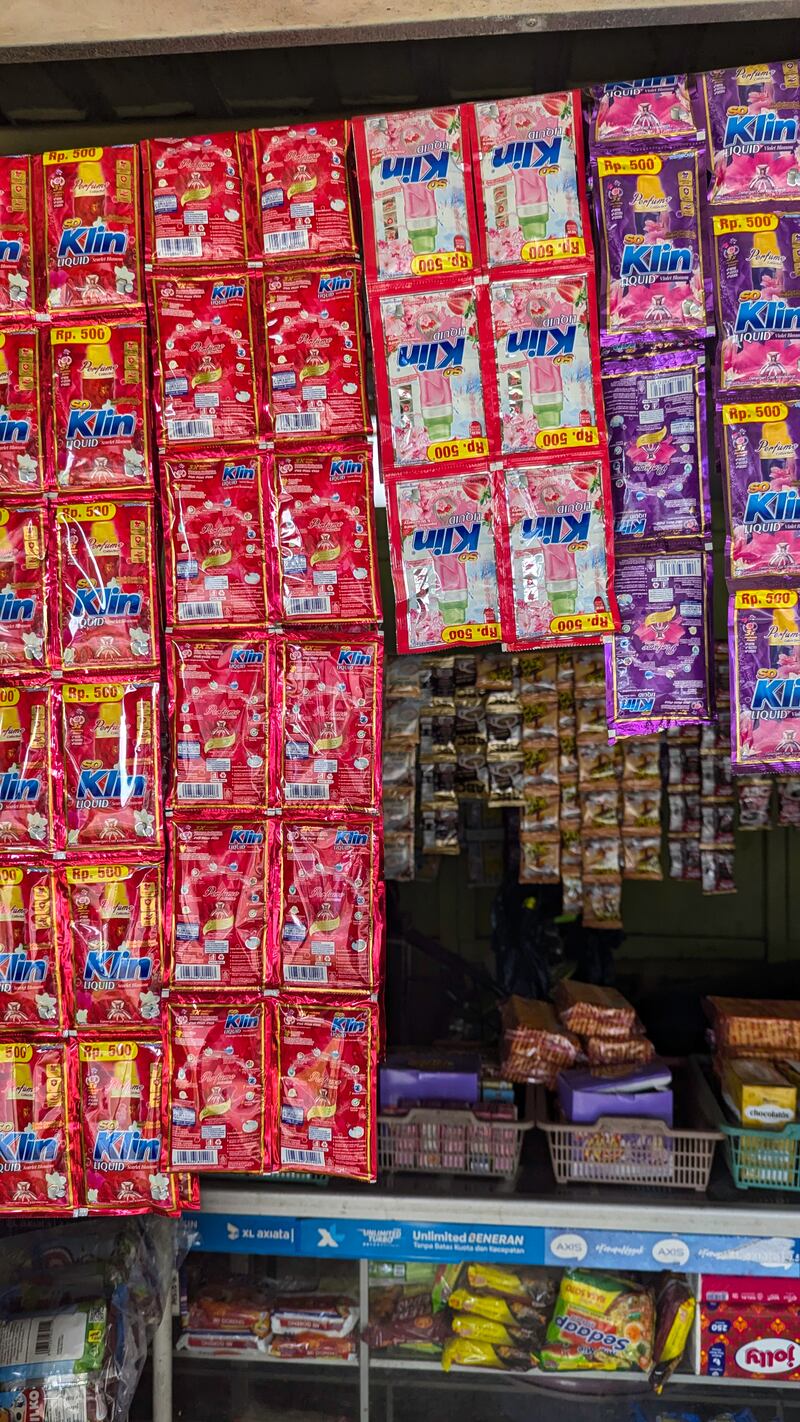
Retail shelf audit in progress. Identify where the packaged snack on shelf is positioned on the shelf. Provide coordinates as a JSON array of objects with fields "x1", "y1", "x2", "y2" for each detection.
[
  {"x1": 370, "y1": 282, "x2": 492, "y2": 472},
  {"x1": 274, "y1": 997, "x2": 377, "y2": 1180},
  {"x1": 263, "y1": 266, "x2": 369, "y2": 441},
  {"x1": 268, "y1": 1333, "x2": 357, "y2": 1361},
  {"x1": 465, "y1": 92, "x2": 591, "y2": 272},
  {"x1": 267, "y1": 447, "x2": 381, "y2": 624},
  {"x1": 385, "y1": 467, "x2": 500, "y2": 652},
  {"x1": 268, "y1": 632, "x2": 382, "y2": 813},
  {"x1": 712, "y1": 209, "x2": 800, "y2": 390},
  {"x1": 60, "y1": 678, "x2": 162, "y2": 852},
  {"x1": 700, "y1": 1274, "x2": 800, "y2": 1380},
  {"x1": 353, "y1": 107, "x2": 479, "y2": 285},
  {"x1": 730, "y1": 590, "x2": 800, "y2": 771},
  {"x1": 0, "y1": 328, "x2": 45, "y2": 495},
  {"x1": 0, "y1": 155, "x2": 36, "y2": 319},
  {"x1": 718, "y1": 393, "x2": 800, "y2": 581},
  {"x1": 721, "y1": 1057, "x2": 797, "y2": 1127},
  {"x1": 649, "y1": 1274, "x2": 695, "y2": 1392},
  {"x1": 554, "y1": 980, "x2": 639, "y2": 1037},
  {"x1": 590, "y1": 75, "x2": 698, "y2": 146},
  {"x1": 0, "y1": 1040, "x2": 78, "y2": 1212},
  {"x1": 707, "y1": 995, "x2": 800, "y2": 1056},
  {"x1": 366, "y1": 1284, "x2": 448, "y2": 1353},
  {"x1": 442, "y1": 1336, "x2": 534, "y2": 1371},
  {"x1": 49, "y1": 320, "x2": 152, "y2": 494},
  {"x1": 605, "y1": 549, "x2": 713, "y2": 738},
  {"x1": 267, "y1": 817, "x2": 382, "y2": 993},
  {"x1": 271, "y1": 1297, "x2": 359, "y2": 1336},
  {"x1": 149, "y1": 271, "x2": 262, "y2": 449},
  {"x1": 62, "y1": 859, "x2": 165, "y2": 1030},
  {"x1": 168, "y1": 819, "x2": 267, "y2": 990},
  {"x1": 54, "y1": 498, "x2": 158, "y2": 671},
  {"x1": 142, "y1": 133, "x2": 253, "y2": 267},
  {"x1": 167, "y1": 635, "x2": 269, "y2": 814},
  {"x1": 0, "y1": 863, "x2": 62, "y2": 1032},
  {"x1": 500, "y1": 995, "x2": 580, "y2": 1085},
  {"x1": 252, "y1": 120, "x2": 356, "y2": 262},
  {"x1": 384, "y1": 831, "x2": 415, "y2": 880},
  {"x1": 167, "y1": 997, "x2": 268, "y2": 1173},
  {"x1": 163, "y1": 451, "x2": 269, "y2": 630},
  {"x1": 79, "y1": 1038, "x2": 175, "y2": 1214},
  {"x1": 0, "y1": 682, "x2": 58, "y2": 851},
  {"x1": 493, "y1": 458, "x2": 618, "y2": 650},
  {"x1": 39, "y1": 145, "x2": 143, "y2": 315},
  {"x1": 603, "y1": 349, "x2": 710, "y2": 546},
  {"x1": 486, "y1": 271, "x2": 604, "y2": 458},
  {"x1": 0, "y1": 502, "x2": 48, "y2": 675},
  {"x1": 585, "y1": 1034, "x2": 656, "y2": 1066},
  {"x1": 541, "y1": 1270, "x2": 655, "y2": 1372},
  {"x1": 699, "y1": 63, "x2": 800, "y2": 204}
]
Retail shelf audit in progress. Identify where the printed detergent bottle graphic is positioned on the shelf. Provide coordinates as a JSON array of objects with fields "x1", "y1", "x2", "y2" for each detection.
[
  {"x1": 73, "y1": 161, "x2": 107, "y2": 225},
  {"x1": 750, "y1": 229, "x2": 783, "y2": 291},
  {"x1": 513, "y1": 166, "x2": 549, "y2": 242},
  {"x1": 436, "y1": 552, "x2": 469, "y2": 627},
  {"x1": 760, "y1": 417, "x2": 796, "y2": 481},
  {"x1": 403, "y1": 183, "x2": 438, "y2": 256},
  {"x1": 82, "y1": 342, "x2": 116, "y2": 405},
  {"x1": 632, "y1": 174, "x2": 668, "y2": 236},
  {"x1": 768, "y1": 604, "x2": 799, "y2": 668},
  {"x1": 418, "y1": 370, "x2": 453, "y2": 441},
  {"x1": 543, "y1": 542, "x2": 578, "y2": 616}
]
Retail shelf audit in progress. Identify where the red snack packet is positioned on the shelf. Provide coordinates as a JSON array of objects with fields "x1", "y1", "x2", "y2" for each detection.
[
  {"x1": 167, "y1": 997, "x2": 268, "y2": 1174},
  {"x1": 54, "y1": 498, "x2": 158, "y2": 672},
  {"x1": 150, "y1": 272, "x2": 262, "y2": 449},
  {"x1": 274, "y1": 997, "x2": 377, "y2": 1180},
  {"x1": 168, "y1": 819, "x2": 267, "y2": 991},
  {"x1": 60, "y1": 678, "x2": 163, "y2": 853},
  {"x1": 263, "y1": 266, "x2": 369, "y2": 441},
  {"x1": 142, "y1": 133, "x2": 253, "y2": 268},
  {"x1": 268, "y1": 632, "x2": 383, "y2": 813},
  {"x1": 167, "y1": 635, "x2": 269, "y2": 814},
  {"x1": 0, "y1": 328, "x2": 45, "y2": 495},
  {"x1": 162, "y1": 451, "x2": 268, "y2": 631},
  {"x1": 49, "y1": 320, "x2": 152, "y2": 494},
  {"x1": 266, "y1": 447, "x2": 381, "y2": 625},
  {"x1": 252, "y1": 121, "x2": 357, "y2": 263},
  {"x1": 0, "y1": 155, "x2": 36, "y2": 319},
  {"x1": 62, "y1": 859, "x2": 165, "y2": 1031},
  {"x1": 39, "y1": 145, "x2": 143, "y2": 315},
  {"x1": 0, "y1": 682, "x2": 58, "y2": 852},
  {"x1": 267, "y1": 817, "x2": 382, "y2": 993},
  {"x1": 0, "y1": 864, "x2": 63, "y2": 1033},
  {"x1": 79, "y1": 1038, "x2": 175, "y2": 1214},
  {"x1": 0, "y1": 1040, "x2": 78, "y2": 1213},
  {"x1": 0, "y1": 502, "x2": 49, "y2": 676}
]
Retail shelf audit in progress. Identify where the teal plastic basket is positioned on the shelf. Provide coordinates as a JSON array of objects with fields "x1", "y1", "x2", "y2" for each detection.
[{"x1": 719, "y1": 1117, "x2": 800, "y2": 1191}]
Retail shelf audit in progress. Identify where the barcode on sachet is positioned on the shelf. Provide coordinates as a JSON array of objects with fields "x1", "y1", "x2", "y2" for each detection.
[
  {"x1": 645, "y1": 373, "x2": 693, "y2": 400},
  {"x1": 177, "y1": 782, "x2": 225, "y2": 800},
  {"x1": 178, "y1": 600, "x2": 224, "y2": 621},
  {"x1": 264, "y1": 230, "x2": 309, "y2": 253},
  {"x1": 275, "y1": 412, "x2": 321, "y2": 433},
  {"x1": 175, "y1": 964, "x2": 221, "y2": 980},
  {"x1": 285, "y1": 782, "x2": 329, "y2": 800},
  {"x1": 281, "y1": 1147, "x2": 325, "y2": 1166},
  {"x1": 167, "y1": 417, "x2": 215, "y2": 441},
  {"x1": 34, "y1": 1321, "x2": 53, "y2": 1358},
  {"x1": 285, "y1": 596, "x2": 331, "y2": 616},
  {"x1": 172, "y1": 1149, "x2": 219, "y2": 1165},
  {"x1": 655, "y1": 557, "x2": 702, "y2": 579},
  {"x1": 284, "y1": 965, "x2": 328, "y2": 982},
  {"x1": 156, "y1": 235, "x2": 203, "y2": 258}
]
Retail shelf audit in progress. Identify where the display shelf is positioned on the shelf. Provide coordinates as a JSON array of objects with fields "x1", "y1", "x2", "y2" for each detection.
[{"x1": 174, "y1": 1348, "x2": 357, "y2": 1368}]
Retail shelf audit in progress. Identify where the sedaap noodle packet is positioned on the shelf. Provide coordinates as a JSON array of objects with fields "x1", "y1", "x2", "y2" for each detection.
[
  {"x1": 0, "y1": 502, "x2": 49, "y2": 676},
  {"x1": 168, "y1": 818, "x2": 267, "y2": 991},
  {"x1": 0, "y1": 155, "x2": 36, "y2": 321},
  {"x1": 0, "y1": 327, "x2": 46, "y2": 495},
  {"x1": 711, "y1": 207, "x2": 800, "y2": 392},
  {"x1": 699, "y1": 62, "x2": 800, "y2": 205},
  {"x1": 0, "y1": 863, "x2": 63, "y2": 1033},
  {"x1": 251, "y1": 120, "x2": 357, "y2": 263},
  {"x1": 0, "y1": 1039, "x2": 79, "y2": 1213},
  {"x1": 274, "y1": 996, "x2": 378, "y2": 1181},
  {"x1": 60, "y1": 677, "x2": 162, "y2": 853},
  {"x1": 78, "y1": 1037, "x2": 176, "y2": 1214},
  {"x1": 48, "y1": 319, "x2": 152, "y2": 495},
  {"x1": 167, "y1": 634, "x2": 269, "y2": 815},
  {"x1": 141, "y1": 133, "x2": 255, "y2": 268},
  {"x1": 730, "y1": 588, "x2": 800, "y2": 772},
  {"x1": 267, "y1": 816, "x2": 383, "y2": 993},
  {"x1": 61, "y1": 859, "x2": 165, "y2": 1031},
  {"x1": 718, "y1": 391, "x2": 800, "y2": 583},
  {"x1": 268, "y1": 631, "x2": 382, "y2": 813},
  {"x1": 167, "y1": 996, "x2": 269, "y2": 1174},
  {"x1": 266, "y1": 446, "x2": 381, "y2": 625},
  {"x1": 54, "y1": 498, "x2": 158, "y2": 672},
  {"x1": 37, "y1": 145, "x2": 143, "y2": 316},
  {"x1": 0, "y1": 682, "x2": 59, "y2": 852},
  {"x1": 590, "y1": 75, "x2": 699, "y2": 147}
]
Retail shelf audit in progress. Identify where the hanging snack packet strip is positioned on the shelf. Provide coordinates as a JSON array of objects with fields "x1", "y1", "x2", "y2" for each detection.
[
  {"x1": 0, "y1": 864, "x2": 63, "y2": 1033},
  {"x1": 252, "y1": 120, "x2": 357, "y2": 263},
  {"x1": 267, "y1": 817, "x2": 382, "y2": 993},
  {"x1": 718, "y1": 393, "x2": 800, "y2": 583},
  {"x1": 60, "y1": 678, "x2": 162, "y2": 853},
  {"x1": 385, "y1": 467, "x2": 500, "y2": 653},
  {"x1": 142, "y1": 133, "x2": 254, "y2": 268},
  {"x1": 0, "y1": 155, "x2": 36, "y2": 320},
  {"x1": 48, "y1": 320, "x2": 152, "y2": 494},
  {"x1": 731, "y1": 588, "x2": 800, "y2": 772},
  {"x1": 0, "y1": 682, "x2": 58, "y2": 852},
  {"x1": 590, "y1": 75, "x2": 698, "y2": 147},
  {"x1": 700, "y1": 63, "x2": 800, "y2": 205},
  {"x1": 38, "y1": 145, "x2": 143, "y2": 315},
  {"x1": 266, "y1": 447, "x2": 381, "y2": 626},
  {"x1": 0, "y1": 502, "x2": 48, "y2": 676},
  {"x1": 168, "y1": 819, "x2": 267, "y2": 991},
  {"x1": 0, "y1": 1040, "x2": 78, "y2": 1213},
  {"x1": 711, "y1": 208, "x2": 800, "y2": 392},
  {"x1": 268, "y1": 632, "x2": 383, "y2": 813},
  {"x1": 78, "y1": 1037, "x2": 175, "y2": 1214},
  {"x1": 167, "y1": 997, "x2": 268, "y2": 1174},
  {"x1": 0, "y1": 328, "x2": 45, "y2": 495},
  {"x1": 274, "y1": 997, "x2": 377, "y2": 1181},
  {"x1": 466, "y1": 91, "x2": 591, "y2": 273},
  {"x1": 166, "y1": 635, "x2": 269, "y2": 815},
  {"x1": 54, "y1": 498, "x2": 158, "y2": 672},
  {"x1": 493, "y1": 458, "x2": 619, "y2": 650},
  {"x1": 62, "y1": 859, "x2": 165, "y2": 1031}
]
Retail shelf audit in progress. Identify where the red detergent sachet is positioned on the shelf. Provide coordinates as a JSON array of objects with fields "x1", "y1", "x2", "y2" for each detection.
[
  {"x1": 162, "y1": 451, "x2": 269, "y2": 631},
  {"x1": 62, "y1": 859, "x2": 165, "y2": 1031},
  {"x1": 48, "y1": 319, "x2": 153, "y2": 494},
  {"x1": 268, "y1": 632, "x2": 383, "y2": 813},
  {"x1": 167, "y1": 635, "x2": 269, "y2": 814},
  {"x1": 54, "y1": 498, "x2": 158, "y2": 672},
  {"x1": 167, "y1": 997, "x2": 268, "y2": 1174},
  {"x1": 0, "y1": 682, "x2": 58, "y2": 852},
  {"x1": 60, "y1": 678, "x2": 162, "y2": 853},
  {"x1": 150, "y1": 271, "x2": 262, "y2": 449},
  {"x1": 385, "y1": 466, "x2": 501, "y2": 652},
  {"x1": 79, "y1": 1037, "x2": 175, "y2": 1214},
  {"x1": 39, "y1": 145, "x2": 143, "y2": 315},
  {"x1": 263, "y1": 266, "x2": 369, "y2": 442},
  {"x1": 0, "y1": 502, "x2": 49, "y2": 675},
  {"x1": 731, "y1": 588, "x2": 800, "y2": 771},
  {"x1": 252, "y1": 120, "x2": 357, "y2": 262},
  {"x1": 267, "y1": 817, "x2": 383, "y2": 993},
  {"x1": 0, "y1": 1039, "x2": 78, "y2": 1213},
  {"x1": 266, "y1": 446, "x2": 381, "y2": 625},
  {"x1": 0, "y1": 328, "x2": 45, "y2": 495},
  {"x1": 274, "y1": 997, "x2": 377, "y2": 1181},
  {"x1": 0, "y1": 864, "x2": 63, "y2": 1033},
  {"x1": 142, "y1": 133, "x2": 254, "y2": 267},
  {"x1": 168, "y1": 819, "x2": 267, "y2": 991},
  {"x1": 0, "y1": 155, "x2": 36, "y2": 319}
]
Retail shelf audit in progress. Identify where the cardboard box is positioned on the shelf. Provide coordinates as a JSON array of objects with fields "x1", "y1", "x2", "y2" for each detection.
[
  {"x1": 701, "y1": 1275, "x2": 800, "y2": 1380},
  {"x1": 722, "y1": 1058, "x2": 797, "y2": 1129},
  {"x1": 557, "y1": 1060, "x2": 673, "y2": 1126}
]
